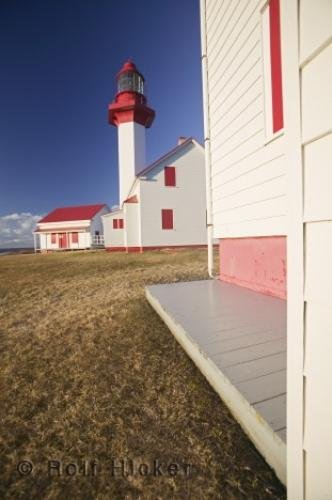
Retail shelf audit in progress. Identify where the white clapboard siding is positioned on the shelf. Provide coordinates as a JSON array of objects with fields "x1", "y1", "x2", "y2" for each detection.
[
  {"x1": 208, "y1": 1, "x2": 259, "y2": 75},
  {"x1": 204, "y1": 0, "x2": 286, "y2": 237},
  {"x1": 213, "y1": 194, "x2": 286, "y2": 223},
  {"x1": 211, "y1": 93, "x2": 263, "y2": 145},
  {"x1": 207, "y1": 0, "x2": 239, "y2": 48},
  {"x1": 213, "y1": 175, "x2": 285, "y2": 213},
  {"x1": 210, "y1": 78, "x2": 262, "y2": 144},
  {"x1": 211, "y1": 131, "x2": 263, "y2": 175},
  {"x1": 211, "y1": 118, "x2": 264, "y2": 164},
  {"x1": 213, "y1": 157, "x2": 285, "y2": 201},
  {"x1": 212, "y1": 112, "x2": 264, "y2": 160},
  {"x1": 213, "y1": 139, "x2": 284, "y2": 185},
  {"x1": 214, "y1": 216, "x2": 286, "y2": 239},
  {"x1": 209, "y1": 13, "x2": 260, "y2": 88},
  {"x1": 209, "y1": 35, "x2": 261, "y2": 114},
  {"x1": 208, "y1": 3, "x2": 258, "y2": 81},
  {"x1": 209, "y1": 39, "x2": 261, "y2": 112}
]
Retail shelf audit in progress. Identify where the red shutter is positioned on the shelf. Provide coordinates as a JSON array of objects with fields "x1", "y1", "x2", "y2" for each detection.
[
  {"x1": 113, "y1": 219, "x2": 118, "y2": 229},
  {"x1": 162, "y1": 209, "x2": 173, "y2": 229},
  {"x1": 269, "y1": 0, "x2": 283, "y2": 132},
  {"x1": 71, "y1": 233, "x2": 78, "y2": 243},
  {"x1": 119, "y1": 219, "x2": 124, "y2": 229},
  {"x1": 51, "y1": 233, "x2": 56, "y2": 244},
  {"x1": 164, "y1": 166, "x2": 176, "y2": 187}
]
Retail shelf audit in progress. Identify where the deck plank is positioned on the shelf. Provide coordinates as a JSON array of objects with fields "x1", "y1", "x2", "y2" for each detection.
[
  {"x1": 235, "y1": 370, "x2": 286, "y2": 404},
  {"x1": 223, "y1": 352, "x2": 287, "y2": 383},
  {"x1": 146, "y1": 279, "x2": 287, "y2": 483},
  {"x1": 254, "y1": 395, "x2": 287, "y2": 433},
  {"x1": 212, "y1": 337, "x2": 286, "y2": 367}
]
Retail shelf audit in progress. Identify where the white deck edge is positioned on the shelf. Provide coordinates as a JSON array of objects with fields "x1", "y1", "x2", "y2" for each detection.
[{"x1": 146, "y1": 287, "x2": 286, "y2": 486}]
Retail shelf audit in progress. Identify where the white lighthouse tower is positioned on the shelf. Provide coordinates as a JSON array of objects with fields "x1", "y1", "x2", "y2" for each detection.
[{"x1": 108, "y1": 60, "x2": 155, "y2": 205}]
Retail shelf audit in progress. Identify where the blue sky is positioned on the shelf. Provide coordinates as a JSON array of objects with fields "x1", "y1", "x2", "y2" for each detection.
[{"x1": 0, "y1": 0, "x2": 203, "y2": 247}]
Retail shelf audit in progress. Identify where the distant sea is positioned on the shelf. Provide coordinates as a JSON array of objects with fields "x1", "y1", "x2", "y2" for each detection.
[{"x1": 0, "y1": 248, "x2": 34, "y2": 256}]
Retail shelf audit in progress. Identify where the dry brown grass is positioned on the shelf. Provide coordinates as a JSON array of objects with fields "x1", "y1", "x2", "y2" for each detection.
[{"x1": 0, "y1": 249, "x2": 286, "y2": 499}]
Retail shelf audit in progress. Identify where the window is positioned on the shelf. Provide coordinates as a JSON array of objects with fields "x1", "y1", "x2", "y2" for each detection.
[
  {"x1": 113, "y1": 218, "x2": 124, "y2": 229},
  {"x1": 51, "y1": 233, "x2": 57, "y2": 244},
  {"x1": 71, "y1": 233, "x2": 79, "y2": 243},
  {"x1": 261, "y1": 0, "x2": 284, "y2": 138},
  {"x1": 161, "y1": 209, "x2": 173, "y2": 230},
  {"x1": 118, "y1": 72, "x2": 144, "y2": 94},
  {"x1": 164, "y1": 166, "x2": 176, "y2": 187}
]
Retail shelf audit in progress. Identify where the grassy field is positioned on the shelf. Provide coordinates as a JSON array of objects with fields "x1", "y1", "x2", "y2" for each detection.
[{"x1": 0, "y1": 249, "x2": 285, "y2": 499}]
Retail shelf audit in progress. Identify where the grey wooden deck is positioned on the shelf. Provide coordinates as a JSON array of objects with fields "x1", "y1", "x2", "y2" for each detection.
[{"x1": 146, "y1": 279, "x2": 287, "y2": 484}]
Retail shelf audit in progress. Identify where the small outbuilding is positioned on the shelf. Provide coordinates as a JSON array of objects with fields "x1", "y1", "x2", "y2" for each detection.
[{"x1": 34, "y1": 204, "x2": 109, "y2": 252}]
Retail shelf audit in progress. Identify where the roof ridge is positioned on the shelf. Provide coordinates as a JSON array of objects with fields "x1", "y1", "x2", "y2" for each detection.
[
  {"x1": 38, "y1": 203, "x2": 108, "y2": 224},
  {"x1": 136, "y1": 136, "x2": 194, "y2": 177}
]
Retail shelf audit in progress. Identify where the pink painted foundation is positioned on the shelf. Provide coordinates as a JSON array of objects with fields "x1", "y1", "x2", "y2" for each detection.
[{"x1": 219, "y1": 236, "x2": 287, "y2": 299}]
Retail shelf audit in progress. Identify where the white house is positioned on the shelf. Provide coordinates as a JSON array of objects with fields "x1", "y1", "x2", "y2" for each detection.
[
  {"x1": 102, "y1": 61, "x2": 207, "y2": 252},
  {"x1": 103, "y1": 137, "x2": 207, "y2": 252},
  {"x1": 34, "y1": 204, "x2": 109, "y2": 251},
  {"x1": 146, "y1": 1, "x2": 332, "y2": 498}
]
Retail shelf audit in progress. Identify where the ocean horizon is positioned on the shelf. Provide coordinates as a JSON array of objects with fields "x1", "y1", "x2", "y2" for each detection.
[{"x1": 0, "y1": 247, "x2": 33, "y2": 255}]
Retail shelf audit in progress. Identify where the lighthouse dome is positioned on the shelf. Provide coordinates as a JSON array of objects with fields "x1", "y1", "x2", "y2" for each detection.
[{"x1": 117, "y1": 60, "x2": 144, "y2": 95}]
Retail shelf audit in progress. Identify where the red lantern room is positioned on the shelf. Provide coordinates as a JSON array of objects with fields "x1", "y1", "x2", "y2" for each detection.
[{"x1": 108, "y1": 60, "x2": 155, "y2": 128}]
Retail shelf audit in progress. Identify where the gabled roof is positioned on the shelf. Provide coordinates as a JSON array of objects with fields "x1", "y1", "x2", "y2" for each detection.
[
  {"x1": 136, "y1": 136, "x2": 195, "y2": 178},
  {"x1": 38, "y1": 204, "x2": 107, "y2": 223},
  {"x1": 123, "y1": 137, "x2": 204, "y2": 204}
]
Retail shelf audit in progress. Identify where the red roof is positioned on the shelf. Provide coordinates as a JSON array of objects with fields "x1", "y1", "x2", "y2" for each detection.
[
  {"x1": 116, "y1": 59, "x2": 144, "y2": 80},
  {"x1": 38, "y1": 204, "x2": 107, "y2": 223},
  {"x1": 123, "y1": 194, "x2": 138, "y2": 203}
]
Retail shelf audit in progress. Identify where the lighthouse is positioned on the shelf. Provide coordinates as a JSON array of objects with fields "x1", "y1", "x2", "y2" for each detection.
[{"x1": 109, "y1": 60, "x2": 155, "y2": 205}]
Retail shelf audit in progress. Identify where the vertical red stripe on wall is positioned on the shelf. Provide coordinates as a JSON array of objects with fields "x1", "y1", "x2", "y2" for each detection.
[{"x1": 269, "y1": 0, "x2": 283, "y2": 132}]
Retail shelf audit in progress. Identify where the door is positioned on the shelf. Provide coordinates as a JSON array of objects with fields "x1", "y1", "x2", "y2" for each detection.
[{"x1": 59, "y1": 233, "x2": 67, "y2": 249}]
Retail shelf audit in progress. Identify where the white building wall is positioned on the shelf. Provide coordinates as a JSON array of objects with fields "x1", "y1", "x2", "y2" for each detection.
[
  {"x1": 118, "y1": 121, "x2": 146, "y2": 205},
  {"x1": 279, "y1": 0, "x2": 332, "y2": 497},
  {"x1": 90, "y1": 206, "x2": 109, "y2": 238},
  {"x1": 38, "y1": 231, "x2": 90, "y2": 250},
  {"x1": 124, "y1": 203, "x2": 140, "y2": 248},
  {"x1": 102, "y1": 211, "x2": 125, "y2": 248},
  {"x1": 36, "y1": 220, "x2": 91, "y2": 250},
  {"x1": 202, "y1": 0, "x2": 332, "y2": 496},
  {"x1": 202, "y1": 0, "x2": 286, "y2": 238},
  {"x1": 299, "y1": 2, "x2": 332, "y2": 498},
  {"x1": 139, "y1": 142, "x2": 207, "y2": 247},
  {"x1": 78, "y1": 232, "x2": 90, "y2": 249}
]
